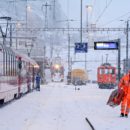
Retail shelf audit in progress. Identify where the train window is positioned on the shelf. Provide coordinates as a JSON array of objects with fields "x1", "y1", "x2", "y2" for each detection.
[
  {"x1": 15, "y1": 57, "x2": 17, "y2": 75},
  {"x1": 11, "y1": 55, "x2": 13, "y2": 76},
  {"x1": 112, "y1": 68, "x2": 115, "y2": 74},
  {"x1": 12, "y1": 55, "x2": 14, "y2": 76},
  {"x1": 8, "y1": 54, "x2": 10, "y2": 75},
  {"x1": 13, "y1": 56, "x2": 16, "y2": 76},
  {"x1": 105, "y1": 69, "x2": 109, "y2": 74},
  {"x1": 5, "y1": 52, "x2": 8, "y2": 75},
  {"x1": 6, "y1": 52, "x2": 11, "y2": 76},
  {"x1": 109, "y1": 69, "x2": 112, "y2": 74},
  {"x1": 11, "y1": 55, "x2": 14, "y2": 76},
  {"x1": 9, "y1": 55, "x2": 11, "y2": 75},
  {"x1": 0, "y1": 49, "x2": 3, "y2": 76},
  {"x1": 99, "y1": 69, "x2": 104, "y2": 74}
]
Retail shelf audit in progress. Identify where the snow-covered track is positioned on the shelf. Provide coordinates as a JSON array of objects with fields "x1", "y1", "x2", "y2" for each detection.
[{"x1": 85, "y1": 117, "x2": 95, "y2": 130}]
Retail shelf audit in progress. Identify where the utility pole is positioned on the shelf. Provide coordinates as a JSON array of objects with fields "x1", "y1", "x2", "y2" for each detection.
[
  {"x1": 26, "y1": 0, "x2": 28, "y2": 28},
  {"x1": 10, "y1": 22, "x2": 12, "y2": 47},
  {"x1": 56, "y1": 19, "x2": 74, "y2": 73},
  {"x1": 80, "y1": 0, "x2": 83, "y2": 43},
  {"x1": 55, "y1": 19, "x2": 74, "y2": 84},
  {"x1": 126, "y1": 20, "x2": 129, "y2": 73},
  {"x1": 53, "y1": 0, "x2": 56, "y2": 20},
  {"x1": 68, "y1": 21, "x2": 71, "y2": 74},
  {"x1": 67, "y1": 20, "x2": 71, "y2": 84},
  {"x1": 15, "y1": 0, "x2": 18, "y2": 49},
  {"x1": 41, "y1": 2, "x2": 51, "y2": 84},
  {"x1": 41, "y1": 2, "x2": 51, "y2": 28},
  {"x1": 43, "y1": 46, "x2": 46, "y2": 84},
  {"x1": 106, "y1": 54, "x2": 108, "y2": 63},
  {"x1": 102, "y1": 55, "x2": 104, "y2": 64},
  {"x1": 66, "y1": 19, "x2": 76, "y2": 75},
  {"x1": 80, "y1": 1, "x2": 89, "y2": 71},
  {"x1": 50, "y1": 34, "x2": 53, "y2": 59},
  {"x1": 118, "y1": 39, "x2": 121, "y2": 81},
  {"x1": 50, "y1": 0, "x2": 56, "y2": 60},
  {"x1": 85, "y1": 5, "x2": 92, "y2": 71}
]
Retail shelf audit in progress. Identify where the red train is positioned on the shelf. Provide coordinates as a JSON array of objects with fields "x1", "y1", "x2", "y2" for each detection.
[
  {"x1": 51, "y1": 64, "x2": 64, "y2": 82},
  {"x1": 0, "y1": 44, "x2": 39, "y2": 104},
  {"x1": 51, "y1": 57, "x2": 64, "y2": 82},
  {"x1": 97, "y1": 63, "x2": 117, "y2": 89}
]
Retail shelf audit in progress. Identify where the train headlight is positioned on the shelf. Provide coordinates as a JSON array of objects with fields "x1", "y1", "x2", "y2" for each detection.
[
  {"x1": 34, "y1": 65, "x2": 39, "y2": 68},
  {"x1": 54, "y1": 64, "x2": 60, "y2": 69}
]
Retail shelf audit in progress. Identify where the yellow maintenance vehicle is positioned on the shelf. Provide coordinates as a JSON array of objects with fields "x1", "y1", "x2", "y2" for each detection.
[{"x1": 71, "y1": 69, "x2": 88, "y2": 85}]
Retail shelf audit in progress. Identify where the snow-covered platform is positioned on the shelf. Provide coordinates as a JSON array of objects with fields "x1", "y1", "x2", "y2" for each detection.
[{"x1": 0, "y1": 83, "x2": 130, "y2": 130}]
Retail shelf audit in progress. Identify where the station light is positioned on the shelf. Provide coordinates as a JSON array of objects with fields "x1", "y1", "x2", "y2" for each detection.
[{"x1": 54, "y1": 64, "x2": 60, "y2": 69}]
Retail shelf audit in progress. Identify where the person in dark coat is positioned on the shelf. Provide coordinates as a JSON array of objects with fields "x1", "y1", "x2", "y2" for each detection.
[{"x1": 36, "y1": 73, "x2": 41, "y2": 91}]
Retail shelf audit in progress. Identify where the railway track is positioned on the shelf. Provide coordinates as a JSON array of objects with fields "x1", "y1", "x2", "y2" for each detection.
[
  {"x1": 73, "y1": 89, "x2": 96, "y2": 130},
  {"x1": 85, "y1": 117, "x2": 95, "y2": 130},
  {"x1": 0, "y1": 90, "x2": 34, "y2": 108}
]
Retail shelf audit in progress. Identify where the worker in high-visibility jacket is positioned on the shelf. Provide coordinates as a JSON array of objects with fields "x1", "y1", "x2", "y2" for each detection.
[{"x1": 118, "y1": 71, "x2": 130, "y2": 117}]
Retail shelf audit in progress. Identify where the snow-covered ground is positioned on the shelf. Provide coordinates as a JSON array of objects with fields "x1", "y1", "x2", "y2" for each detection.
[{"x1": 0, "y1": 82, "x2": 130, "y2": 130}]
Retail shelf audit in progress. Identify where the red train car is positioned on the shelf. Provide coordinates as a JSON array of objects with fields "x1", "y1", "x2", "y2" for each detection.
[{"x1": 97, "y1": 63, "x2": 117, "y2": 89}]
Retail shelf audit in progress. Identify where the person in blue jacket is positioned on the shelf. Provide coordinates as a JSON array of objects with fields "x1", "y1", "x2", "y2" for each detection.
[{"x1": 36, "y1": 73, "x2": 41, "y2": 91}]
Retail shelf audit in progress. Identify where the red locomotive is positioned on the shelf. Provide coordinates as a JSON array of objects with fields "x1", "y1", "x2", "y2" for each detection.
[{"x1": 97, "y1": 63, "x2": 117, "y2": 89}]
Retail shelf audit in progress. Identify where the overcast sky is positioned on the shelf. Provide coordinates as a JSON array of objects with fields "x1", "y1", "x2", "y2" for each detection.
[{"x1": 59, "y1": 0, "x2": 130, "y2": 28}]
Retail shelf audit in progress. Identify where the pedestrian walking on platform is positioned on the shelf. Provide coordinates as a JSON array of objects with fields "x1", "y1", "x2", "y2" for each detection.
[
  {"x1": 36, "y1": 73, "x2": 41, "y2": 91},
  {"x1": 118, "y1": 71, "x2": 130, "y2": 118}
]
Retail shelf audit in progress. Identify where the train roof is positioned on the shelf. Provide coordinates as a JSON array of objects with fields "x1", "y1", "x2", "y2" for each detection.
[
  {"x1": 0, "y1": 43, "x2": 38, "y2": 66},
  {"x1": 101, "y1": 63, "x2": 111, "y2": 66},
  {"x1": 98, "y1": 65, "x2": 116, "y2": 69},
  {"x1": 12, "y1": 49, "x2": 38, "y2": 65}
]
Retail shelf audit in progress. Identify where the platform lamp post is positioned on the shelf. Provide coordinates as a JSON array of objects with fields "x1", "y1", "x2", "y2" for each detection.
[
  {"x1": 56, "y1": 20, "x2": 75, "y2": 70},
  {"x1": 25, "y1": 4, "x2": 32, "y2": 56},
  {"x1": 80, "y1": 0, "x2": 83, "y2": 43},
  {"x1": 15, "y1": 21, "x2": 22, "y2": 49},
  {"x1": 56, "y1": 19, "x2": 75, "y2": 84},
  {"x1": 86, "y1": 5, "x2": 92, "y2": 30},
  {"x1": 85, "y1": 5, "x2": 92, "y2": 70},
  {"x1": 126, "y1": 20, "x2": 129, "y2": 73},
  {"x1": 25, "y1": 1, "x2": 32, "y2": 28},
  {"x1": 106, "y1": 54, "x2": 108, "y2": 63}
]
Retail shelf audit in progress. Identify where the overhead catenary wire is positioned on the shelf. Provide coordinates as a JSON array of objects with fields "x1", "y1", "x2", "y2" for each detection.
[
  {"x1": 103, "y1": 11, "x2": 130, "y2": 26},
  {"x1": 95, "y1": 0, "x2": 113, "y2": 24}
]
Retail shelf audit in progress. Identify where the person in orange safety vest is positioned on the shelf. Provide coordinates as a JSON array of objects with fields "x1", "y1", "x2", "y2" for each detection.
[{"x1": 118, "y1": 71, "x2": 130, "y2": 117}]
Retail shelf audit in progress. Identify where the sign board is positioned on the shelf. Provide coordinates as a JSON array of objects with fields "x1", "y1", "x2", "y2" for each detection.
[
  {"x1": 75, "y1": 42, "x2": 88, "y2": 53},
  {"x1": 94, "y1": 41, "x2": 118, "y2": 50}
]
